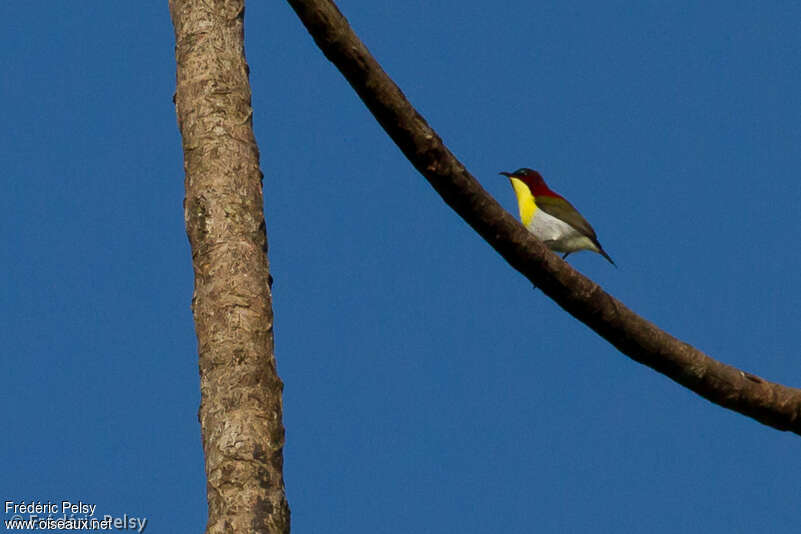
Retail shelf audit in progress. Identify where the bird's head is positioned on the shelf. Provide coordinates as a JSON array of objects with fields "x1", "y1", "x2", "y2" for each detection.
[{"x1": 499, "y1": 168, "x2": 554, "y2": 197}]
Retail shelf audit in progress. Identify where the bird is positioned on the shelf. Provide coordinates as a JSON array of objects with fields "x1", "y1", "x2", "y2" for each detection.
[{"x1": 500, "y1": 168, "x2": 615, "y2": 265}]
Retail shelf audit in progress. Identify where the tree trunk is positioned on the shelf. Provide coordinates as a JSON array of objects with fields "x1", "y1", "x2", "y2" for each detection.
[{"x1": 169, "y1": 1, "x2": 290, "y2": 532}]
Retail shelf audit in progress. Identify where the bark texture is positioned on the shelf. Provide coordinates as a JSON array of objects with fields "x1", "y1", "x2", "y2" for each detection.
[
  {"x1": 170, "y1": 1, "x2": 290, "y2": 532},
  {"x1": 285, "y1": 0, "x2": 801, "y2": 434}
]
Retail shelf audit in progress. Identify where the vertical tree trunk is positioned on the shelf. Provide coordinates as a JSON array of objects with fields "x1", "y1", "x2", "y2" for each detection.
[{"x1": 169, "y1": 1, "x2": 290, "y2": 532}]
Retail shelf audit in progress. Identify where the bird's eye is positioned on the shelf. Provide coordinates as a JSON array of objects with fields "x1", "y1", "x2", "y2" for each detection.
[{"x1": 514, "y1": 168, "x2": 528, "y2": 176}]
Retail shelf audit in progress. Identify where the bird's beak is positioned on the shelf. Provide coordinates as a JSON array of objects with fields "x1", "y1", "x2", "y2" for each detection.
[{"x1": 499, "y1": 171, "x2": 512, "y2": 177}]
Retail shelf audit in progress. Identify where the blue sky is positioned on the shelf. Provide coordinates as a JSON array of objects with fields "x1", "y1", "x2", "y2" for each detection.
[{"x1": 2, "y1": 2, "x2": 800, "y2": 532}]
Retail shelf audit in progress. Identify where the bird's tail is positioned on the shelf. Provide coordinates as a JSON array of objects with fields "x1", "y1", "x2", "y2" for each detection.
[{"x1": 598, "y1": 246, "x2": 616, "y2": 267}]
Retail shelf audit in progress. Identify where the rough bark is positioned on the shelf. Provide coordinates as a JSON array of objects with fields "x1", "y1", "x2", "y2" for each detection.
[
  {"x1": 170, "y1": 1, "x2": 290, "y2": 532},
  {"x1": 285, "y1": 0, "x2": 801, "y2": 435}
]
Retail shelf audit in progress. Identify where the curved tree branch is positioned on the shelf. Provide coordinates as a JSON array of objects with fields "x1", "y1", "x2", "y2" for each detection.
[{"x1": 285, "y1": 0, "x2": 801, "y2": 434}]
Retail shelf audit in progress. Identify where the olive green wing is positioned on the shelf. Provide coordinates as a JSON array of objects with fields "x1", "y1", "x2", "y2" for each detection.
[
  {"x1": 537, "y1": 195, "x2": 616, "y2": 265},
  {"x1": 535, "y1": 195, "x2": 598, "y2": 240}
]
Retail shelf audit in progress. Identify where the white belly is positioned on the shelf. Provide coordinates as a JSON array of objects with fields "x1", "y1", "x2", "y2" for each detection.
[{"x1": 527, "y1": 209, "x2": 599, "y2": 254}]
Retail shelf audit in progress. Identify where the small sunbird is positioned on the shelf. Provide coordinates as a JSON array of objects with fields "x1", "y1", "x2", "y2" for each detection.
[{"x1": 500, "y1": 168, "x2": 615, "y2": 265}]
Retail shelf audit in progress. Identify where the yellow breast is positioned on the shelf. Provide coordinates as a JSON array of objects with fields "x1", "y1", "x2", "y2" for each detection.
[{"x1": 510, "y1": 177, "x2": 538, "y2": 226}]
